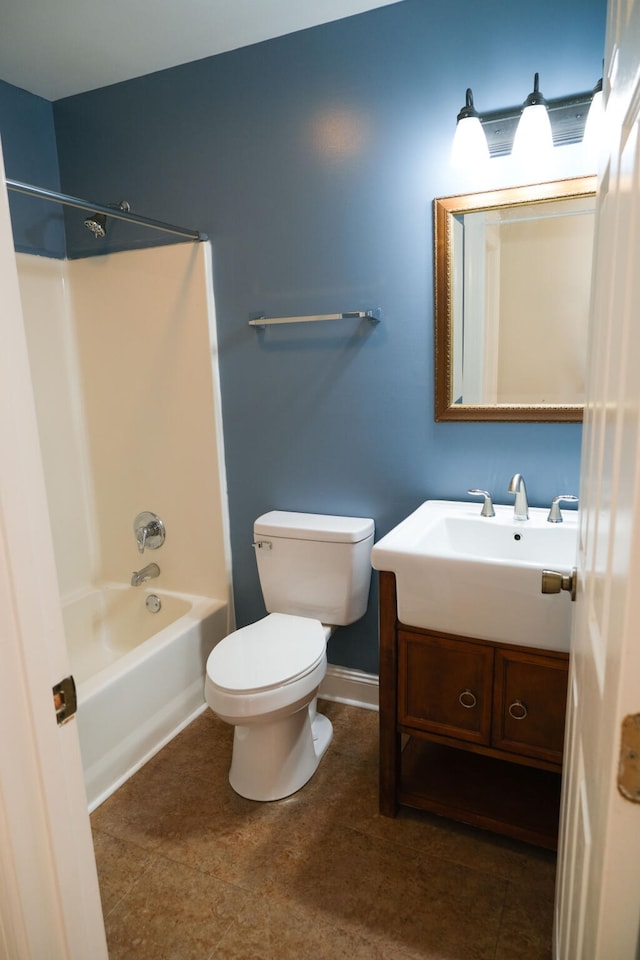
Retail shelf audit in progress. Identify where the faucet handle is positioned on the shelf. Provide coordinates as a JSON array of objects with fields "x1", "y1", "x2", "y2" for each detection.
[
  {"x1": 468, "y1": 489, "x2": 495, "y2": 517},
  {"x1": 133, "y1": 511, "x2": 165, "y2": 553},
  {"x1": 547, "y1": 495, "x2": 579, "y2": 523}
]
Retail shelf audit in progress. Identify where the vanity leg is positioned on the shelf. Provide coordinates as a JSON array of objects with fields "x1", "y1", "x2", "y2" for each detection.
[{"x1": 379, "y1": 571, "x2": 400, "y2": 816}]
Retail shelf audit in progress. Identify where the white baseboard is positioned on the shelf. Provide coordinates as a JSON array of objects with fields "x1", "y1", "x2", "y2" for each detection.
[{"x1": 319, "y1": 663, "x2": 379, "y2": 711}]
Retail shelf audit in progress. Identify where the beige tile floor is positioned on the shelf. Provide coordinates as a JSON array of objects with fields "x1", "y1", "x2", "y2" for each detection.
[{"x1": 91, "y1": 700, "x2": 556, "y2": 960}]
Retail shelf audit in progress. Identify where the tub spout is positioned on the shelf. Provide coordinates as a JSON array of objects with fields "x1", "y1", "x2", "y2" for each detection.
[{"x1": 131, "y1": 562, "x2": 160, "y2": 587}]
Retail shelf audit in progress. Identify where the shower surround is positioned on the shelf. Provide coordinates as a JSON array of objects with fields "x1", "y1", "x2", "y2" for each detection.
[{"x1": 17, "y1": 241, "x2": 233, "y2": 807}]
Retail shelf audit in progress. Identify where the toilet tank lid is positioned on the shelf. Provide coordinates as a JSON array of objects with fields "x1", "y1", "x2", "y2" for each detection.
[{"x1": 254, "y1": 511, "x2": 374, "y2": 543}]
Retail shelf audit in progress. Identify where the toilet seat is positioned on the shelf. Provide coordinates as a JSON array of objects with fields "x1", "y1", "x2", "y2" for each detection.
[{"x1": 207, "y1": 612, "x2": 327, "y2": 695}]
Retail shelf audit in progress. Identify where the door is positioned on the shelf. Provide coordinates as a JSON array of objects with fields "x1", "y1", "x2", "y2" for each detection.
[
  {"x1": 398, "y1": 631, "x2": 494, "y2": 744},
  {"x1": 555, "y1": 0, "x2": 640, "y2": 955},
  {"x1": 492, "y1": 648, "x2": 568, "y2": 766},
  {"x1": 0, "y1": 140, "x2": 108, "y2": 958}
]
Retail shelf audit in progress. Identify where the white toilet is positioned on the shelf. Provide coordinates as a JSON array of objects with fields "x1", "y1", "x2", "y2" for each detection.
[{"x1": 205, "y1": 510, "x2": 374, "y2": 801}]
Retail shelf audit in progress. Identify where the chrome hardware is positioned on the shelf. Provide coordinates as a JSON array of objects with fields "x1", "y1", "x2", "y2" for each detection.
[
  {"x1": 53, "y1": 675, "x2": 77, "y2": 725},
  {"x1": 541, "y1": 566, "x2": 577, "y2": 601},
  {"x1": 131, "y1": 562, "x2": 160, "y2": 587},
  {"x1": 84, "y1": 201, "x2": 130, "y2": 239},
  {"x1": 507, "y1": 473, "x2": 529, "y2": 520},
  {"x1": 248, "y1": 310, "x2": 381, "y2": 328},
  {"x1": 145, "y1": 594, "x2": 162, "y2": 613},
  {"x1": 547, "y1": 494, "x2": 579, "y2": 523},
  {"x1": 6, "y1": 179, "x2": 208, "y2": 241},
  {"x1": 252, "y1": 540, "x2": 272, "y2": 552},
  {"x1": 508, "y1": 700, "x2": 528, "y2": 720},
  {"x1": 467, "y1": 489, "x2": 495, "y2": 517},
  {"x1": 134, "y1": 511, "x2": 165, "y2": 553},
  {"x1": 459, "y1": 689, "x2": 477, "y2": 709}
]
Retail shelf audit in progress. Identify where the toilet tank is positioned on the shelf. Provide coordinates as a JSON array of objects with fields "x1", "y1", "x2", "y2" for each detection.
[{"x1": 253, "y1": 511, "x2": 375, "y2": 625}]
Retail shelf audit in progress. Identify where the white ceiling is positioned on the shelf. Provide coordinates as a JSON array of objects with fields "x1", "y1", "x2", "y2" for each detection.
[{"x1": 0, "y1": 0, "x2": 403, "y2": 101}]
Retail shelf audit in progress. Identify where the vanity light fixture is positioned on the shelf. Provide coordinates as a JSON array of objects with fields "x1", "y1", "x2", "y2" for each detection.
[{"x1": 452, "y1": 73, "x2": 603, "y2": 161}]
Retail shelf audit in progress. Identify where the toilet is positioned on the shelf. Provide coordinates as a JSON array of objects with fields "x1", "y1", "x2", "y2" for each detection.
[{"x1": 205, "y1": 510, "x2": 374, "y2": 801}]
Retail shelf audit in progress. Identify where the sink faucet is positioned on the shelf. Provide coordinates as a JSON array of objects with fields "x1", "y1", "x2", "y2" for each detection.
[
  {"x1": 508, "y1": 474, "x2": 529, "y2": 520},
  {"x1": 131, "y1": 562, "x2": 160, "y2": 587}
]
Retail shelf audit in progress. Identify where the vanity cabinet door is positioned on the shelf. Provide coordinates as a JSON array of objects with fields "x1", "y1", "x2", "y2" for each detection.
[
  {"x1": 398, "y1": 631, "x2": 493, "y2": 745},
  {"x1": 492, "y1": 648, "x2": 569, "y2": 765}
]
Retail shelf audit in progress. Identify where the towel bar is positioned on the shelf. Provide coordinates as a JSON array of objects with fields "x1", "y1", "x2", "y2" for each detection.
[{"x1": 249, "y1": 310, "x2": 381, "y2": 327}]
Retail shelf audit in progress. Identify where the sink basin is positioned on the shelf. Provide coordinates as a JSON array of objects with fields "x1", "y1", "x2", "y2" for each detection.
[{"x1": 371, "y1": 500, "x2": 578, "y2": 651}]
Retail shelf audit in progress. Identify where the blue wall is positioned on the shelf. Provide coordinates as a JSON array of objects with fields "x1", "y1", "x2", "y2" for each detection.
[
  {"x1": 0, "y1": 79, "x2": 65, "y2": 257},
  {"x1": 3, "y1": 0, "x2": 606, "y2": 673}
]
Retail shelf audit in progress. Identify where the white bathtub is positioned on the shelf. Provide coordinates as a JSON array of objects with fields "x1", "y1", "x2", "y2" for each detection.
[{"x1": 63, "y1": 583, "x2": 229, "y2": 810}]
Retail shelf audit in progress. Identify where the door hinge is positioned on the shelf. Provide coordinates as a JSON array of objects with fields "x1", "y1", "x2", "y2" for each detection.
[
  {"x1": 618, "y1": 713, "x2": 640, "y2": 802},
  {"x1": 53, "y1": 675, "x2": 77, "y2": 726}
]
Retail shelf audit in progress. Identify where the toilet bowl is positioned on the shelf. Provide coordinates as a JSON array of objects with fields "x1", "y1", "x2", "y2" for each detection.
[
  {"x1": 205, "y1": 613, "x2": 332, "y2": 801},
  {"x1": 205, "y1": 510, "x2": 374, "y2": 802}
]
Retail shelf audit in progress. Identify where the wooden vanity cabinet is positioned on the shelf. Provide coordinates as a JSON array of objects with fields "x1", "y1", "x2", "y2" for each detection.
[{"x1": 379, "y1": 571, "x2": 569, "y2": 849}]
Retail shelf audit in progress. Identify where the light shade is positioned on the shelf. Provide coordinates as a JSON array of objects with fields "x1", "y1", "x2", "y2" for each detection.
[
  {"x1": 451, "y1": 88, "x2": 490, "y2": 169},
  {"x1": 583, "y1": 80, "x2": 604, "y2": 168},
  {"x1": 512, "y1": 74, "x2": 554, "y2": 164}
]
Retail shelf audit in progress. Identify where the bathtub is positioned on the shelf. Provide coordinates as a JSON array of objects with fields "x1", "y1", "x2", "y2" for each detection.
[{"x1": 63, "y1": 583, "x2": 229, "y2": 810}]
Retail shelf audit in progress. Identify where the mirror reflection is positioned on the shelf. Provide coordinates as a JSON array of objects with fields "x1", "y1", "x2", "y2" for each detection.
[{"x1": 434, "y1": 176, "x2": 596, "y2": 422}]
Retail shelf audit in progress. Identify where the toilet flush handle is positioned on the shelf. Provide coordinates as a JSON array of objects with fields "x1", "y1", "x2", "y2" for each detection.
[{"x1": 253, "y1": 540, "x2": 272, "y2": 552}]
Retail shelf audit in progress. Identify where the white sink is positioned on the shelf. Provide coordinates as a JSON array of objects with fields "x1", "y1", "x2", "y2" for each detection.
[{"x1": 371, "y1": 499, "x2": 578, "y2": 651}]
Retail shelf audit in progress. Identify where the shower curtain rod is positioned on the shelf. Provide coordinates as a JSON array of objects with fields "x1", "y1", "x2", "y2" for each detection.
[{"x1": 5, "y1": 178, "x2": 208, "y2": 242}]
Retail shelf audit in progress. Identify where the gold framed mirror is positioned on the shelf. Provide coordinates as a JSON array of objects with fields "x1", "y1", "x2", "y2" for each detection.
[{"x1": 434, "y1": 175, "x2": 596, "y2": 422}]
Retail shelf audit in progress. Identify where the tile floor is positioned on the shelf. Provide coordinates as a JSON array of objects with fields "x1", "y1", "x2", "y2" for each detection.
[{"x1": 91, "y1": 700, "x2": 556, "y2": 960}]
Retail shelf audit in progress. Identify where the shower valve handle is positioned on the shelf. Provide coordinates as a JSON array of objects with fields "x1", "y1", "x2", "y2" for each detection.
[{"x1": 134, "y1": 511, "x2": 165, "y2": 553}]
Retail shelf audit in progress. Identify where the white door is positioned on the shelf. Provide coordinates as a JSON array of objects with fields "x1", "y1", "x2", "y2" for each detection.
[
  {"x1": 555, "y1": 0, "x2": 640, "y2": 955},
  {"x1": 0, "y1": 140, "x2": 108, "y2": 958}
]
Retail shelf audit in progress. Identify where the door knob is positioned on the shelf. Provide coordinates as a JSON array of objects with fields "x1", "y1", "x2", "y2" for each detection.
[{"x1": 541, "y1": 567, "x2": 577, "y2": 601}]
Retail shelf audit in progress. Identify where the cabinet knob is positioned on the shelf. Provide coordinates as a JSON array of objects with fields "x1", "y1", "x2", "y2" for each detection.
[
  {"x1": 459, "y1": 689, "x2": 477, "y2": 709},
  {"x1": 508, "y1": 700, "x2": 528, "y2": 720}
]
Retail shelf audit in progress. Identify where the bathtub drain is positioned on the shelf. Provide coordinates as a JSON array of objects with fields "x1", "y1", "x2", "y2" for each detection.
[{"x1": 146, "y1": 594, "x2": 162, "y2": 614}]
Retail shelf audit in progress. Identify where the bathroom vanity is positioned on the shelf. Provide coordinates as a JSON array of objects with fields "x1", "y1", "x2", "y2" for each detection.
[
  {"x1": 378, "y1": 570, "x2": 568, "y2": 849},
  {"x1": 372, "y1": 498, "x2": 578, "y2": 850}
]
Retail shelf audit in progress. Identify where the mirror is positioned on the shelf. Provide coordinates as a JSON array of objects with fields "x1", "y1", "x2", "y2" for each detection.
[{"x1": 434, "y1": 176, "x2": 596, "y2": 422}]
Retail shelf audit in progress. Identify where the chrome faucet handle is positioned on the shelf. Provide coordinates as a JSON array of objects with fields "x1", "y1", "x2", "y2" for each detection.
[
  {"x1": 467, "y1": 489, "x2": 495, "y2": 517},
  {"x1": 547, "y1": 494, "x2": 579, "y2": 523},
  {"x1": 133, "y1": 511, "x2": 165, "y2": 553}
]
